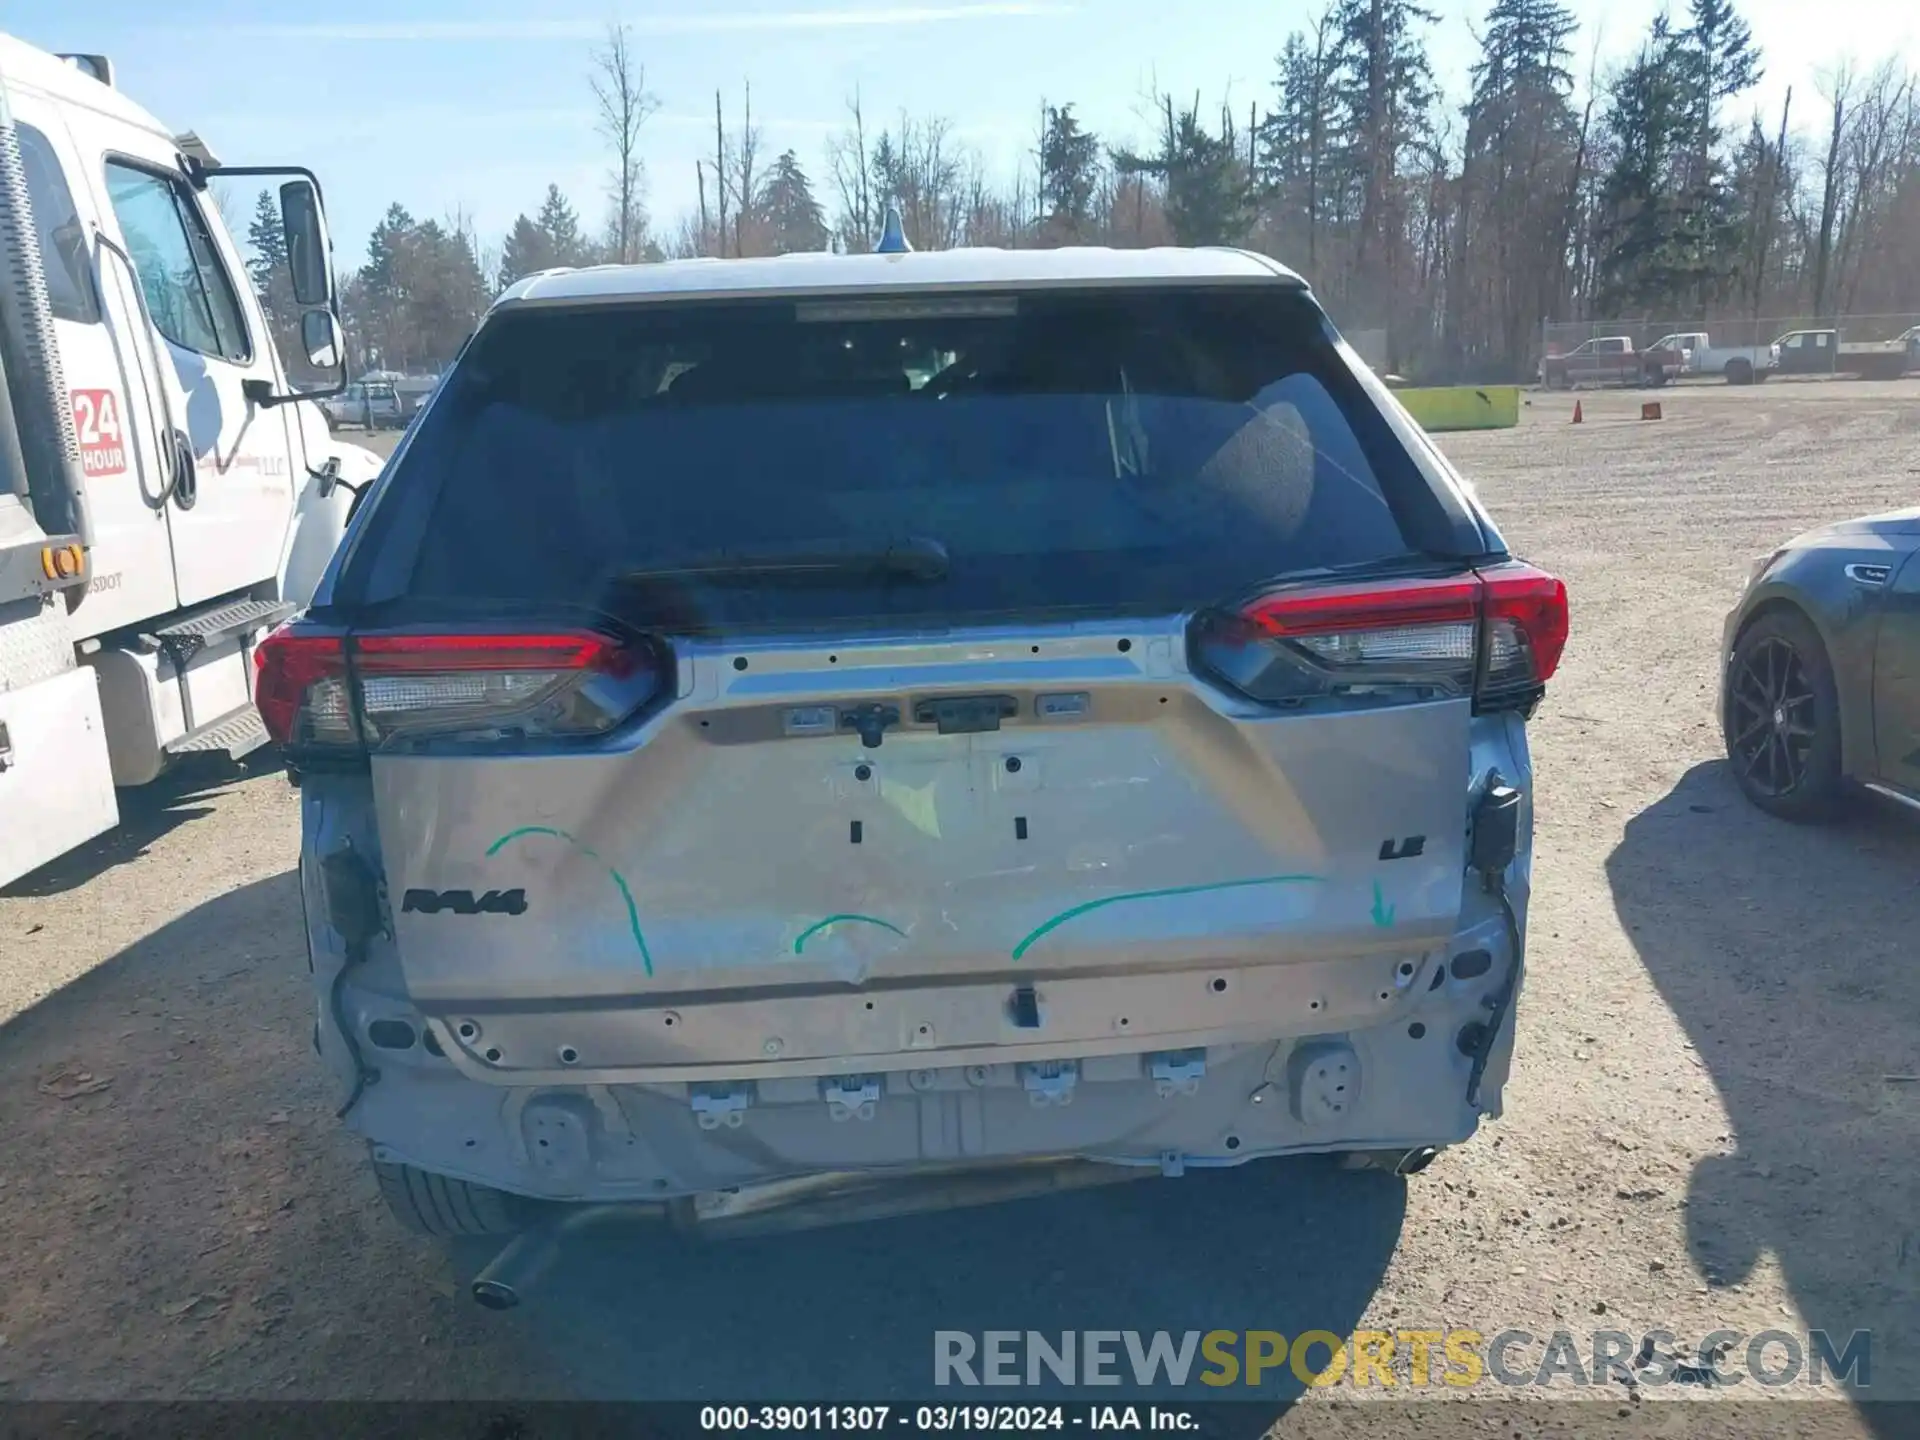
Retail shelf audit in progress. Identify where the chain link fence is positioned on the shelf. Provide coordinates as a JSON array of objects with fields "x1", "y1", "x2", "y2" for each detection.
[{"x1": 1541, "y1": 314, "x2": 1920, "y2": 378}]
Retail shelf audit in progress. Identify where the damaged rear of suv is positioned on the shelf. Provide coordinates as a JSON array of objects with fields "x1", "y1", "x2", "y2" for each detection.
[{"x1": 262, "y1": 247, "x2": 1565, "y2": 1292}]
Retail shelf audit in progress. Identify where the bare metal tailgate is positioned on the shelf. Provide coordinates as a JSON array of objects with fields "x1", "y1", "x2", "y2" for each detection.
[{"x1": 373, "y1": 619, "x2": 1469, "y2": 1079}]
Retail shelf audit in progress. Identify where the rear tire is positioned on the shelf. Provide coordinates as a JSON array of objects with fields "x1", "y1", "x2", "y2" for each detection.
[
  {"x1": 373, "y1": 1153, "x2": 527, "y2": 1236},
  {"x1": 1722, "y1": 609, "x2": 1846, "y2": 823},
  {"x1": 1726, "y1": 358, "x2": 1753, "y2": 385}
]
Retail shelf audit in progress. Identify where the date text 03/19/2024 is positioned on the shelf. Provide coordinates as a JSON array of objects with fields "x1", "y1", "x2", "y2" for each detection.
[{"x1": 698, "y1": 1405, "x2": 1201, "y2": 1432}]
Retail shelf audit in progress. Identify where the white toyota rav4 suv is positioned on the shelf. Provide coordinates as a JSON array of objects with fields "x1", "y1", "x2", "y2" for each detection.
[{"x1": 259, "y1": 243, "x2": 1567, "y2": 1306}]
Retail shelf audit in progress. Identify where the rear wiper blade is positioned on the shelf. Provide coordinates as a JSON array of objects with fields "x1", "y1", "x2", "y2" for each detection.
[{"x1": 614, "y1": 535, "x2": 950, "y2": 586}]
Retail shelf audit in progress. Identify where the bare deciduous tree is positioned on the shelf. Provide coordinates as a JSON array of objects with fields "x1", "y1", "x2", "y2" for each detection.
[
  {"x1": 1811, "y1": 63, "x2": 1853, "y2": 318},
  {"x1": 713, "y1": 89, "x2": 729, "y2": 256},
  {"x1": 348, "y1": 0, "x2": 1920, "y2": 384},
  {"x1": 732, "y1": 82, "x2": 764, "y2": 255},
  {"x1": 590, "y1": 22, "x2": 659, "y2": 263},
  {"x1": 827, "y1": 90, "x2": 874, "y2": 249}
]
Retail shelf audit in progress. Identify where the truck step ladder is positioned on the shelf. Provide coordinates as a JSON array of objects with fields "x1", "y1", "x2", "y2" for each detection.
[
  {"x1": 143, "y1": 596, "x2": 296, "y2": 671},
  {"x1": 144, "y1": 596, "x2": 293, "y2": 758},
  {"x1": 164, "y1": 702, "x2": 270, "y2": 760}
]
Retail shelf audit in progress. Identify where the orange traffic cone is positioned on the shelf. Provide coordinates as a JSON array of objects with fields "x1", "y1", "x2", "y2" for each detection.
[{"x1": 1571, "y1": 400, "x2": 1583, "y2": 424}]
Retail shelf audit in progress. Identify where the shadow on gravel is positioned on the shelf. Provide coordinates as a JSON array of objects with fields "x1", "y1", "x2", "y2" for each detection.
[
  {"x1": 0, "y1": 867, "x2": 1404, "y2": 1412},
  {"x1": 1607, "y1": 762, "x2": 1920, "y2": 1414},
  {"x1": 451, "y1": 1156, "x2": 1404, "y2": 1411},
  {"x1": 0, "y1": 751, "x2": 282, "y2": 899}
]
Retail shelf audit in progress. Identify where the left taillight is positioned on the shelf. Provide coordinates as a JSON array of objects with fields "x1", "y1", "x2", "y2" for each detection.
[
  {"x1": 1189, "y1": 563, "x2": 1568, "y2": 714},
  {"x1": 253, "y1": 623, "x2": 661, "y2": 752}
]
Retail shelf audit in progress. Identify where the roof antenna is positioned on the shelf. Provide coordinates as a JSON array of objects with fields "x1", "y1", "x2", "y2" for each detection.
[{"x1": 875, "y1": 204, "x2": 912, "y2": 255}]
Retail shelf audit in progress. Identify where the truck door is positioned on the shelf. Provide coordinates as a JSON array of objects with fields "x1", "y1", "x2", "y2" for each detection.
[
  {"x1": 3, "y1": 91, "x2": 180, "y2": 638},
  {"x1": 1591, "y1": 343, "x2": 1617, "y2": 384},
  {"x1": 1873, "y1": 550, "x2": 1920, "y2": 796},
  {"x1": 81, "y1": 136, "x2": 296, "y2": 608}
]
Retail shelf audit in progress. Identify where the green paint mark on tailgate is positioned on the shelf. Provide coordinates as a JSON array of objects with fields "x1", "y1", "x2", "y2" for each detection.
[
  {"x1": 792, "y1": 913, "x2": 910, "y2": 954},
  {"x1": 486, "y1": 825, "x2": 654, "y2": 977},
  {"x1": 1011, "y1": 875, "x2": 1325, "y2": 960}
]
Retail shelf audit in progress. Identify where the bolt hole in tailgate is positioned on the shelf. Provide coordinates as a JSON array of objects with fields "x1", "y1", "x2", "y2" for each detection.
[{"x1": 276, "y1": 279, "x2": 1549, "y2": 1088}]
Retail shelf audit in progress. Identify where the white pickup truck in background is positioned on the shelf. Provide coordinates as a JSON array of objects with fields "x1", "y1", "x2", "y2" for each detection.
[{"x1": 1651, "y1": 332, "x2": 1781, "y2": 384}]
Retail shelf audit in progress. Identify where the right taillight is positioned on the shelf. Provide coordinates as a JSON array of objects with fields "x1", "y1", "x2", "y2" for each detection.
[
  {"x1": 254, "y1": 622, "x2": 662, "y2": 753},
  {"x1": 1189, "y1": 563, "x2": 1567, "y2": 714},
  {"x1": 1477, "y1": 562, "x2": 1569, "y2": 709}
]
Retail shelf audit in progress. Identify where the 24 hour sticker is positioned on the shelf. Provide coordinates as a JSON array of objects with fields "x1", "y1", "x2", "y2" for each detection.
[{"x1": 70, "y1": 388, "x2": 127, "y2": 477}]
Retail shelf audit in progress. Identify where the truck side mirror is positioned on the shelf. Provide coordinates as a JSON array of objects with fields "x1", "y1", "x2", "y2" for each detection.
[
  {"x1": 279, "y1": 179, "x2": 333, "y2": 308},
  {"x1": 302, "y1": 310, "x2": 342, "y2": 369}
]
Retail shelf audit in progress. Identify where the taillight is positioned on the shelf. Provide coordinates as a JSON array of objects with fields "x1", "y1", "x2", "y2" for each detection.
[
  {"x1": 1190, "y1": 564, "x2": 1567, "y2": 713},
  {"x1": 1478, "y1": 562, "x2": 1569, "y2": 707},
  {"x1": 253, "y1": 623, "x2": 661, "y2": 752}
]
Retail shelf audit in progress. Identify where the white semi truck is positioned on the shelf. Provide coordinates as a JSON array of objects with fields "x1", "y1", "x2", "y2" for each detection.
[{"x1": 0, "y1": 35, "x2": 380, "y2": 887}]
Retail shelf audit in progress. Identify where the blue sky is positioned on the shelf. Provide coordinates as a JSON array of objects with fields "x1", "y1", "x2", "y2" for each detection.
[{"x1": 9, "y1": 0, "x2": 1916, "y2": 269}]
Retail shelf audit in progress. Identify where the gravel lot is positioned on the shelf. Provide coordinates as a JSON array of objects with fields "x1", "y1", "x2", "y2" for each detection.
[{"x1": 1, "y1": 381, "x2": 1915, "y2": 1430}]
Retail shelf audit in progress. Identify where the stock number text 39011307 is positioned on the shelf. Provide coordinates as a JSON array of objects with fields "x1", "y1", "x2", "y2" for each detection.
[{"x1": 698, "y1": 1405, "x2": 1074, "y2": 1431}]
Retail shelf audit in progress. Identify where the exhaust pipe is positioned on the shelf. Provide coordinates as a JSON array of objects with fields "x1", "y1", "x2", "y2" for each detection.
[
  {"x1": 471, "y1": 1226, "x2": 561, "y2": 1311},
  {"x1": 1338, "y1": 1146, "x2": 1441, "y2": 1176},
  {"x1": 466, "y1": 1159, "x2": 1150, "y2": 1309},
  {"x1": 1394, "y1": 1146, "x2": 1438, "y2": 1176},
  {"x1": 470, "y1": 1204, "x2": 659, "y2": 1310}
]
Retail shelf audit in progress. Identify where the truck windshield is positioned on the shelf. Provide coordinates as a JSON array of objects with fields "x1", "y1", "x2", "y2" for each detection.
[{"x1": 340, "y1": 288, "x2": 1442, "y2": 631}]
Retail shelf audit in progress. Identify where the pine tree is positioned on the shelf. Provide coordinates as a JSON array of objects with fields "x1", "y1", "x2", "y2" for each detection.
[
  {"x1": 1471, "y1": 0, "x2": 1576, "y2": 97},
  {"x1": 497, "y1": 214, "x2": 554, "y2": 288},
  {"x1": 1667, "y1": 0, "x2": 1764, "y2": 305},
  {"x1": 351, "y1": 204, "x2": 489, "y2": 370},
  {"x1": 534, "y1": 184, "x2": 589, "y2": 265},
  {"x1": 758, "y1": 150, "x2": 828, "y2": 253},
  {"x1": 245, "y1": 190, "x2": 286, "y2": 302},
  {"x1": 1593, "y1": 19, "x2": 1693, "y2": 311},
  {"x1": 1260, "y1": 33, "x2": 1312, "y2": 194},
  {"x1": 1452, "y1": 0, "x2": 1581, "y2": 370},
  {"x1": 1258, "y1": 20, "x2": 1340, "y2": 272},
  {"x1": 498, "y1": 185, "x2": 593, "y2": 287},
  {"x1": 1678, "y1": 0, "x2": 1762, "y2": 161},
  {"x1": 868, "y1": 132, "x2": 904, "y2": 236},
  {"x1": 1114, "y1": 96, "x2": 1254, "y2": 246},
  {"x1": 362, "y1": 203, "x2": 419, "y2": 309},
  {"x1": 1037, "y1": 105, "x2": 1102, "y2": 239},
  {"x1": 401, "y1": 220, "x2": 490, "y2": 366},
  {"x1": 244, "y1": 188, "x2": 294, "y2": 335},
  {"x1": 1324, "y1": 0, "x2": 1438, "y2": 314}
]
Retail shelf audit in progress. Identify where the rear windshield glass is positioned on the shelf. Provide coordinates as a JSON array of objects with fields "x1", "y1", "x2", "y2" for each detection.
[{"x1": 342, "y1": 287, "x2": 1435, "y2": 631}]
